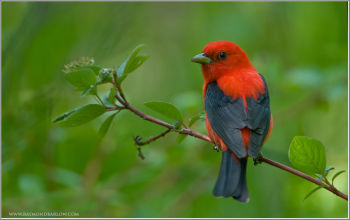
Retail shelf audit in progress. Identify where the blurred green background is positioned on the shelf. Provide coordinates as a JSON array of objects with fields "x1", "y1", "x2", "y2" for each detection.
[{"x1": 2, "y1": 2, "x2": 348, "y2": 218}]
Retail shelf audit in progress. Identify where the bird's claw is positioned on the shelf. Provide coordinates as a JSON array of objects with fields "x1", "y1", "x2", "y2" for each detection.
[
  {"x1": 213, "y1": 146, "x2": 220, "y2": 152},
  {"x1": 253, "y1": 153, "x2": 264, "y2": 166}
]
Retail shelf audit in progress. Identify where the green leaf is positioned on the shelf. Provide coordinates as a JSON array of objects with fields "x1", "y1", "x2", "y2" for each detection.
[
  {"x1": 324, "y1": 166, "x2": 335, "y2": 176},
  {"x1": 65, "y1": 68, "x2": 96, "y2": 90},
  {"x1": 87, "y1": 65, "x2": 102, "y2": 75},
  {"x1": 189, "y1": 112, "x2": 206, "y2": 127},
  {"x1": 101, "y1": 88, "x2": 116, "y2": 108},
  {"x1": 80, "y1": 85, "x2": 97, "y2": 97},
  {"x1": 99, "y1": 75, "x2": 113, "y2": 84},
  {"x1": 54, "y1": 104, "x2": 106, "y2": 127},
  {"x1": 52, "y1": 109, "x2": 77, "y2": 123},
  {"x1": 288, "y1": 136, "x2": 326, "y2": 176},
  {"x1": 144, "y1": 101, "x2": 183, "y2": 122},
  {"x1": 117, "y1": 44, "x2": 147, "y2": 84},
  {"x1": 126, "y1": 55, "x2": 149, "y2": 73},
  {"x1": 81, "y1": 87, "x2": 91, "y2": 97},
  {"x1": 98, "y1": 112, "x2": 118, "y2": 139},
  {"x1": 176, "y1": 134, "x2": 187, "y2": 144},
  {"x1": 189, "y1": 115, "x2": 201, "y2": 127},
  {"x1": 332, "y1": 170, "x2": 346, "y2": 185},
  {"x1": 304, "y1": 185, "x2": 327, "y2": 200}
]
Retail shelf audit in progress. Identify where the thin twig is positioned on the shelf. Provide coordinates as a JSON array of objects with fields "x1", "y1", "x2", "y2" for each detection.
[
  {"x1": 134, "y1": 128, "x2": 172, "y2": 146},
  {"x1": 116, "y1": 84, "x2": 127, "y2": 103},
  {"x1": 136, "y1": 146, "x2": 145, "y2": 160},
  {"x1": 114, "y1": 90, "x2": 127, "y2": 106},
  {"x1": 125, "y1": 102, "x2": 210, "y2": 141}
]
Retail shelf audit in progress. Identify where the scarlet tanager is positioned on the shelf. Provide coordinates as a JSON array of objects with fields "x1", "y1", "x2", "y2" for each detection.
[{"x1": 191, "y1": 41, "x2": 273, "y2": 202}]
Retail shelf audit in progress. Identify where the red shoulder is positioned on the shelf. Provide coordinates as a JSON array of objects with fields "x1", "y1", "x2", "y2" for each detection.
[{"x1": 217, "y1": 70, "x2": 265, "y2": 100}]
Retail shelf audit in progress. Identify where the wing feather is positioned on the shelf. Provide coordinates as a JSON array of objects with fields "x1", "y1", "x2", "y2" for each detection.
[
  {"x1": 205, "y1": 82, "x2": 248, "y2": 158},
  {"x1": 247, "y1": 74, "x2": 271, "y2": 158}
]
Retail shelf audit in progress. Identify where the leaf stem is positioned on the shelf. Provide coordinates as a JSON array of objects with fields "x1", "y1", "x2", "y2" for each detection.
[{"x1": 95, "y1": 94, "x2": 105, "y2": 107}]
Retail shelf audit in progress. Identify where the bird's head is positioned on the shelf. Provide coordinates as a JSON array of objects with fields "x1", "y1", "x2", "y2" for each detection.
[{"x1": 191, "y1": 41, "x2": 255, "y2": 82}]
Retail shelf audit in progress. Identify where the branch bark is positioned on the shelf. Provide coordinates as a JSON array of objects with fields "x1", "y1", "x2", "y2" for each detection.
[
  {"x1": 134, "y1": 128, "x2": 172, "y2": 146},
  {"x1": 125, "y1": 102, "x2": 211, "y2": 142},
  {"x1": 115, "y1": 91, "x2": 348, "y2": 201},
  {"x1": 260, "y1": 156, "x2": 348, "y2": 200}
]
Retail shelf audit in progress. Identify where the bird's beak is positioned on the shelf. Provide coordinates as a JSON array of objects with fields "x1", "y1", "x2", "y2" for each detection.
[{"x1": 191, "y1": 53, "x2": 212, "y2": 64}]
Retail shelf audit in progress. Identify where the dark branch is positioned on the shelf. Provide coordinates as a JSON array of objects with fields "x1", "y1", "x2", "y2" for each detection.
[
  {"x1": 134, "y1": 128, "x2": 172, "y2": 146},
  {"x1": 260, "y1": 156, "x2": 348, "y2": 200},
  {"x1": 125, "y1": 102, "x2": 211, "y2": 142},
  {"x1": 136, "y1": 146, "x2": 145, "y2": 160}
]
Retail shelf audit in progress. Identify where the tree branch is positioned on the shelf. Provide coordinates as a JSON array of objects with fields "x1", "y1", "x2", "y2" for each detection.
[
  {"x1": 125, "y1": 102, "x2": 211, "y2": 142},
  {"x1": 115, "y1": 90, "x2": 348, "y2": 201},
  {"x1": 260, "y1": 156, "x2": 348, "y2": 200},
  {"x1": 134, "y1": 128, "x2": 172, "y2": 146}
]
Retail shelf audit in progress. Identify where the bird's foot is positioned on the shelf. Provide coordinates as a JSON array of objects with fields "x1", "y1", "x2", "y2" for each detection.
[
  {"x1": 213, "y1": 146, "x2": 220, "y2": 152},
  {"x1": 253, "y1": 153, "x2": 264, "y2": 166}
]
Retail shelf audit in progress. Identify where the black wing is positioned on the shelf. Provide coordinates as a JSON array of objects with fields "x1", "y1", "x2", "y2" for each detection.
[
  {"x1": 205, "y1": 81, "x2": 248, "y2": 158},
  {"x1": 205, "y1": 75, "x2": 271, "y2": 159},
  {"x1": 246, "y1": 74, "x2": 271, "y2": 158}
]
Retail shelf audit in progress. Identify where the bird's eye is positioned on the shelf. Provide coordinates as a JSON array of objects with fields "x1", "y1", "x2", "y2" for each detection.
[{"x1": 218, "y1": 51, "x2": 227, "y2": 60}]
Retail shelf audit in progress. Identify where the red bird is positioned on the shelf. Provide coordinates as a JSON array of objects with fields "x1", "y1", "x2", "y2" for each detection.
[{"x1": 191, "y1": 41, "x2": 273, "y2": 202}]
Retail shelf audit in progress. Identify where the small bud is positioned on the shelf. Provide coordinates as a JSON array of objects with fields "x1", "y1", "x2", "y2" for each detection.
[
  {"x1": 134, "y1": 136, "x2": 144, "y2": 145},
  {"x1": 97, "y1": 68, "x2": 113, "y2": 84},
  {"x1": 173, "y1": 121, "x2": 182, "y2": 131}
]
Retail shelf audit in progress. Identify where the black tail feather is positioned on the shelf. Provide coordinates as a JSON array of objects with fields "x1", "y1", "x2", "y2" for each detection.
[{"x1": 213, "y1": 151, "x2": 249, "y2": 203}]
